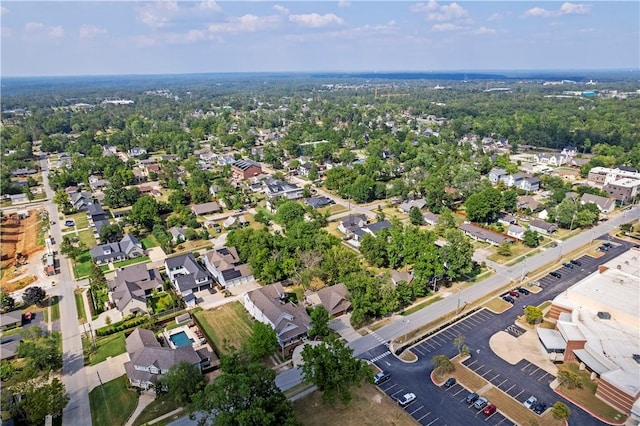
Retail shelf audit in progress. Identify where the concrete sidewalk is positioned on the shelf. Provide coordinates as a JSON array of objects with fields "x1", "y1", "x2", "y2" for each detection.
[{"x1": 124, "y1": 392, "x2": 155, "y2": 426}]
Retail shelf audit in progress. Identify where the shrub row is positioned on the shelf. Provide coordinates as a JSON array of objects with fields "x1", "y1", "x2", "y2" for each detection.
[{"x1": 96, "y1": 316, "x2": 147, "y2": 337}]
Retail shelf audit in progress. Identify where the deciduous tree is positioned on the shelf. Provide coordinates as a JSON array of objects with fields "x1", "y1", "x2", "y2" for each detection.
[
  {"x1": 164, "y1": 361, "x2": 204, "y2": 406},
  {"x1": 245, "y1": 321, "x2": 278, "y2": 360},
  {"x1": 22, "y1": 286, "x2": 46, "y2": 307},
  {"x1": 309, "y1": 306, "x2": 331, "y2": 339}
]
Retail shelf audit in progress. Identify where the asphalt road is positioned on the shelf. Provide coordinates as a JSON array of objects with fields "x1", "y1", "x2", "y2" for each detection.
[
  {"x1": 39, "y1": 159, "x2": 91, "y2": 425},
  {"x1": 347, "y1": 205, "x2": 640, "y2": 357}
]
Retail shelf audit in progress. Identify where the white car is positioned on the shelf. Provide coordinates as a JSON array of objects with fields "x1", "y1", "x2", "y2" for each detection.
[
  {"x1": 397, "y1": 392, "x2": 416, "y2": 407},
  {"x1": 524, "y1": 395, "x2": 537, "y2": 409}
]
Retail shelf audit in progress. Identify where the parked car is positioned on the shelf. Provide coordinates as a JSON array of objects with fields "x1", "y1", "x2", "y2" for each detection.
[
  {"x1": 483, "y1": 404, "x2": 497, "y2": 415},
  {"x1": 533, "y1": 403, "x2": 547, "y2": 414},
  {"x1": 570, "y1": 259, "x2": 582, "y2": 266},
  {"x1": 465, "y1": 392, "x2": 479, "y2": 404},
  {"x1": 599, "y1": 245, "x2": 609, "y2": 252},
  {"x1": 64, "y1": 220, "x2": 75, "y2": 227},
  {"x1": 444, "y1": 377, "x2": 456, "y2": 388},
  {"x1": 373, "y1": 371, "x2": 391, "y2": 385},
  {"x1": 563, "y1": 263, "x2": 574, "y2": 269},
  {"x1": 517, "y1": 287, "x2": 530, "y2": 295},
  {"x1": 23, "y1": 312, "x2": 33, "y2": 321},
  {"x1": 397, "y1": 392, "x2": 416, "y2": 407},
  {"x1": 49, "y1": 220, "x2": 55, "y2": 225},
  {"x1": 550, "y1": 272, "x2": 562, "y2": 279},
  {"x1": 524, "y1": 395, "x2": 537, "y2": 409},
  {"x1": 473, "y1": 397, "x2": 488, "y2": 410},
  {"x1": 603, "y1": 241, "x2": 612, "y2": 248},
  {"x1": 502, "y1": 296, "x2": 515, "y2": 304},
  {"x1": 508, "y1": 291, "x2": 520, "y2": 298}
]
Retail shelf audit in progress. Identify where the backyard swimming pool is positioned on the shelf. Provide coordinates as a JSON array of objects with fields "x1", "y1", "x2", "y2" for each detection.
[{"x1": 169, "y1": 331, "x2": 194, "y2": 348}]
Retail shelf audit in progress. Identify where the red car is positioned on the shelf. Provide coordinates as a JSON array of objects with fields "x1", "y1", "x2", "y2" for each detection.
[
  {"x1": 508, "y1": 291, "x2": 520, "y2": 298},
  {"x1": 483, "y1": 404, "x2": 497, "y2": 415}
]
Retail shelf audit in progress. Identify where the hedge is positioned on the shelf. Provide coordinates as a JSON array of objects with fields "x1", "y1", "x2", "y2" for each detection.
[{"x1": 96, "y1": 316, "x2": 147, "y2": 337}]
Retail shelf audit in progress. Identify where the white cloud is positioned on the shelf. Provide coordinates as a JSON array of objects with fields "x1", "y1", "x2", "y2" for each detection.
[
  {"x1": 525, "y1": 2, "x2": 590, "y2": 18},
  {"x1": 208, "y1": 14, "x2": 280, "y2": 33},
  {"x1": 24, "y1": 22, "x2": 64, "y2": 39},
  {"x1": 338, "y1": 0, "x2": 351, "y2": 7},
  {"x1": 431, "y1": 23, "x2": 467, "y2": 32},
  {"x1": 413, "y1": 1, "x2": 470, "y2": 22},
  {"x1": 79, "y1": 24, "x2": 107, "y2": 39},
  {"x1": 132, "y1": 29, "x2": 210, "y2": 47},
  {"x1": 199, "y1": 1, "x2": 221, "y2": 12},
  {"x1": 136, "y1": 1, "x2": 179, "y2": 28},
  {"x1": 473, "y1": 26, "x2": 496, "y2": 35},
  {"x1": 273, "y1": 4, "x2": 289, "y2": 14},
  {"x1": 487, "y1": 13, "x2": 502, "y2": 21},
  {"x1": 289, "y1": 13, "x2": 344, "y2": 28}
]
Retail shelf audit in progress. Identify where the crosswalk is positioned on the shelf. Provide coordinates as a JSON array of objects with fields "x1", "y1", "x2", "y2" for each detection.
[
  {"x1": 370, "y1": 331, "x2": 390, "y2": 347},
  {"x1": 371, "y1": 350, "x2": 391, "y2": 363}
]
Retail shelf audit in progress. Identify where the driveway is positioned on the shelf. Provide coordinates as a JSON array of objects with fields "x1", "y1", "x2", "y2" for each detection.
[{"x1": 84, "y1": 353, "x2": 129, "y2": 392}]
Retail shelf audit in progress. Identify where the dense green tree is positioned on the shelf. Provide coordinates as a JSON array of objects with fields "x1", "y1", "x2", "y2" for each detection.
[
  {"x1": 524, "y1": 305, "x2": 543, "y2": 324},
  {"x1": 432, "y1": 355, "x2": 455, "y2": 374},
  {"x1": 0, "y1": 291, "x2": 16, "y2": 313},
  {"x1": 19, "y1": 378, "x2": 69, "y2": 425},
  {"x1": 523, "y1": 229, "x2": 540, "y2": 248},
  {"x1": 497, "y1": 241, "x2": 512, "y2": 257},
  {"x1": 98, "y1": 223, "x2": 123, "y2": 244},
  {"x1": 275, "y1": 201, "x2": 306, "y2": 229},
  {"x1": 245, "y1": 321, "x2": 278, "y2": 360},
  {"x1": 360, "y1": 233, "x2": 389, "y2": 268},
  {"x1": 301, "y1": 337, "x2": 370, "y2": 404},
  {"x1": 52, "y1": 189, "x2": 72, "y2": 213},
  {"x1": 22, "y1": 286, "x2": 46, "y2": 307},
  {"x1": 441, "y1": 229, "x2": 474, "y2": 280},
  {"x1": 309, "y1": 306, "x2": 331, "y2": 339},
  {"x1": 409, "y1": 206, "x2": 424, "y2": 225},
  {"x1": 552, "y1": 401, "x2": 570, "y2": 420},
  {"x1": 464, "y1": 187, "x2": 503, "y2": 223},
  {"x1": 164, "y1": 361, "x2": 204, "y2": 406},
  {"x1": 130, "y1": 195, "x2": 160, "y2": 230},
  {"x1": 434, "y1": 207, "x2": 457, "y2": 236},
  {"x1": 191, "y1": 354, "x2": 298, "y2": 426},
  {"x1": 557, "y1": 369, "x2": 583, "y2": 389}
]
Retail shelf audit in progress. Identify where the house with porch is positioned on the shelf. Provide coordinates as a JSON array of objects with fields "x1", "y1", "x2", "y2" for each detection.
[
  {"x1": 203, "y1": 246, "x2": 253, "y2": 288},
  {"x1": 304, "y1": 283, "x2": 351, "y2": 317},
  {"x1": 529, "y1": 219, "x2": 558, "y2": 235},
  {"x1": 90, "y1": 234, "x2": 145, "y2": 265},
  {"x1": 108, "y1": 264, "x2": 164, "y2": 316}
]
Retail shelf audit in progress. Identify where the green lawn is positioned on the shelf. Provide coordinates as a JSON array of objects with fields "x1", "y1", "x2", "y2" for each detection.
[
  {"x1": 140, "y1": 235, "x2": 158, "y2": 249},
  {"x1": 194, "y1": 302, "x2": 253, "y2": 355},
  {"x1": 89, "y1": 375, "x2": 138, "y2": 426},
  {"x1": 401, "y1": 296, "x2": 443, "y2": 316},
  {"x1": 50, "y1": 296, "x2": 60, "y2": 321},
  {"x1": 148, "y1": 292, "x2": 176, "y2": 314},
  {"x1": 77, "y1": 229, "x2": 97, "y2": 248},
  {"x1": 84, "y1": 332, "x2": 127, "y2": 366},
  {"x1": 132, "y1": 393, "x2": 181, "y2": 426},
  {"x1": 66, "y1": 212, "x2": 89, "y2": 229},
  {"x1": 73, "y1": 251, "x2": 93, "y2": 279},
  {"x1": 75, "y1": 289, "x2": 87, "y2": 323},
  {"x1": 101, "y1": 256, "x2": 150, "y2": 272}
]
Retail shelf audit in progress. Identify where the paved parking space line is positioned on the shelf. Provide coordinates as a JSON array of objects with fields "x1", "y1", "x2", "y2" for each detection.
[
  {"x1": 481, "y1": 369, "x2": 493, "y2": 377},
  {"x1": 390, "y1": 388, "x2": 404, "y2": 397},
  {"x1": 497, "y1": 378, "x2": 508, "y2": 387},
  {"x1": 528, "y1": 367, "x2": 540, "y2": 376},
  {"x1": 459, "y1": 322, "x2": 474, "y2": 330},
  {"x1": 520, "y1": 362, "x2": 532, "y2": 371},
  {"x1": 466, "y1": 359, "x2": 477, "y2": 368},
  {"x1": 425, "y1": 418, "x2": 439, "y2": 426},
  {"x1": 538, "y1": 372, "x2": 549, "y2": 381},
  {"x1": 494, "y1": 417, "x2": 507, "y2": 425},
  {"x1": 453, "y1": 387, "x2": 466, "y2": 396},
  {"x1": 416, "y1": 412, "x2": 431, "y2": 422},
  {"x1": 489, "y1": 373, "x2": 500, "y2": 382},
  {"x1": 380, "y1": 382, "x2": 395, "y2": 391},
  {"x1": 485, "y1": 412, "x2": 497, "y2": 422},
  {"x1": 474, "y1": 364, "x2": 486, "y2": 373},
  {"x1": 514, "y1": 390, "x2": 524, "y2": 399},
  {"x1": 424, "y1": 341, "x2": 438, "y2": 350},
  {"x1": 410, "y1": 405, "x2": 424, "y2": 415},
  {"x1": 505, "y1": 384, "x2": 515, "y2": 393},
  {"x1": 413, "y1": 346, "x2": 426, "y2": 356}
]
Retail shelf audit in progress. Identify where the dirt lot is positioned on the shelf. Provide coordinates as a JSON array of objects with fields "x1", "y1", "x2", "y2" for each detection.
[{"x1": 1, "y1": 210, "x2": 45, "y2": 292}]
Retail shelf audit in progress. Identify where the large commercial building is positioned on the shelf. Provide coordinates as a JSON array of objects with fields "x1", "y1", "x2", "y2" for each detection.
[{"x1": 539, "y1": 248, "x2": 640, "y2": 418}]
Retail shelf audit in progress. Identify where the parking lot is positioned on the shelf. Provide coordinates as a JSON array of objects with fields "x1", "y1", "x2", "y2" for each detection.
[{"x1": 441, "y1": 381, "x2": 515, "y2": 426}]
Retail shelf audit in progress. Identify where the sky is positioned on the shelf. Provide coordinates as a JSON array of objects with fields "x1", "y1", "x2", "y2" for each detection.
[{"x1": 1, "y1": 1, "x2": 638, "y2": 76}]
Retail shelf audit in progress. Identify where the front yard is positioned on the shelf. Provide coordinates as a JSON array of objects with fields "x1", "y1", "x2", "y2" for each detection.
[
  {"x1": 89, "y1": 375, "x2": 138, "y2": 426},
  {"x1": 83, "y1": 331, "x2": 127, "y2": 366},
  {"x1": 193, "y1": 301, "x2": 253, "y2": 355},
  {"x1": 132, "y1": 393, "x2": 181, "y2": 426},
  {"x1": 72, "y1": 251, "x2": 93, "y2": 280},
  {"x1": 65, "y1": 211, "x2": 89, "y2": 229},
  {"x1": 100, "y1": 255, "x2": 150, "y2": 272}
]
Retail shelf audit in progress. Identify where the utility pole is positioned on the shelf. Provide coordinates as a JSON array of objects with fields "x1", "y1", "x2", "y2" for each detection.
[{"x1": 97, "y1": 372, "x2": 113, "y2": 424}]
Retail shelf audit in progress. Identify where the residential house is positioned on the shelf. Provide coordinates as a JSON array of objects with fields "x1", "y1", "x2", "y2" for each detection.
[
  {"x1": 191, "y1": 202, "x2": 221, "y2": 216},
  {"x1": 304, "y1": 283, "x2": 351, "y2": 317},
  {"x1": 362, "y1": 220, "x2": 391, "y2": 238},
  {"x1": 1, "y1": 335, "x2": 21, "y2": 360},
  {"x1": 519, "y1": 176, "x2": 541, "y2": 192},
  {"x1": 128, "y1": 147, "x2": 147, "y2": 157},
  {"x1": 71, "y1": 191, "x2": 93, "y2": 211},
  {"x1": 88, "y1": 175, "x2": 109, "y2": 191},
  {"x1": 11, "y1": 168, "x2": 37, "y2": 177},
  {"x1": 9, "y1": 193, "x2": 28, "y2": 205},
  {"x1": 569, "y1": 158, "x2": 590, "y2": 168},
  {"x1": 497, "y1": 213, "x2": 517, "y2": 226},
  {"x1": 144, "y1": 163, "x2": 161, "y2": 177},
  {"x1": 165, "y1": 253, "x2": 212, "y2": 306},
  {"x1": 89, "y1": 234, "x2": 145, "y2": 265},
  {"x1": 580, "y1": 193, "x2": 616, "y2": 213},
  {"x1": 102, "y1": 145, "x2": 118, "y2": 157},
  {"x1": 222, "y1": 215, "x2": 247, "y2": 228},
  {"x1": 603, "y1": 179, "x2": 640, "y2": 204},
  {"x1": 87, "y1": 203, "x2": 110, "y2": 235},
  {"x1": 108, "y1": 264, "x2": 163, "y2": 315},
  {"x1": 169, "y1": 227, "x2": 186, "y2": 243},
  {"x1": 534, "y1": 153, "x2": 568, "y2": 167},
  {"x1": 203, "y1": 247, "x2": 253, "y2": 288},
  {"x1": 517, "y1": 196, "x2": 541, "y2": 212},
  {"x1": 0, "y1": 311, "x2": 23, "y2": 331},
  {"x1": 561, "y1": 146, "x2": 578, "y2": 157},
  {"x1": 459, "y1": 223, "x2": 515, "y2": 246},
  {"x1": 231, "y1": 160, "x2": 262, "y2": 180},
  {"x1": 489, "y1": 167, "x2": 508, "y2": 184},
  {"x1": 529, "y1": 219, "x2": 558, "y2": 235},
  {"x1": 305, "y1": 196, "x2": 334, "y2": 209},
  {"x1": 338, "y1": 214, "x2": 367, "y2": 235},
  {"x1": 297, "y1": 162, "x2": 312, "y2": 177},
  {"x1": 391, "y1": 270, "x2": 413, "y2": 286},
  {"x1": 244, "y1": 283, "x2": 311, "y2": 353},
  {"x1": 124, "y1": 328, "x2": 204, "y2": 390},
  {"x1": 263, "y1": 178, "x2": 303, "y2": 200},
  {"x1": 507, "y1": 224, "x2": 526, "y2": 240},
  {"x1": 501, "y1": 173, "x2": 525, "y2": 188},
  {"x1": 398, "y1": 198, "x2": 427, "y2": 214},
  {"x1": 423, "y1": 212, "x2": 440, "y2": 226}
]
